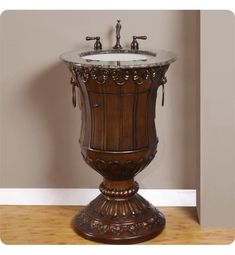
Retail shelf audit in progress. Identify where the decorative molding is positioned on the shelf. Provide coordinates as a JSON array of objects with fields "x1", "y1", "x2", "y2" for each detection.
[
  {"x1": 89, "y1": 193, "x2": 150, "y2": 218},
  {"x1": 74, "y1": 208, "x2": 164, "y2": 237},
  {"x1": 82, "y1": 152, "x2": 156, "y2": 180},
  {"x1": 0, "y1": 189, "x2": 196, "y2": 206},
  {"x1": 72, "y1": 191, "x2": 166, "y2": 241},
  {"x1": 70, "y1": 64, "x2": 169, "y2": 86},
  {"x1": 99, "y1": 181, "x2": 139, "y2": 198}
]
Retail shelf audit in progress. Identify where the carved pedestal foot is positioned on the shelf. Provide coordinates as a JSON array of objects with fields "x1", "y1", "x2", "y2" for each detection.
[{"x1": 72, "y1": 180, "x2": 165, "y2": 244}]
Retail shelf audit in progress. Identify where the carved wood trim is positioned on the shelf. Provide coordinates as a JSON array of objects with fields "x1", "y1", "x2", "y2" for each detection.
[
  {"x1": 82, "y1": 150, "x2": 156, "y2": 180},
  {"x1": 69, "y1": 65, "x2": 169, "y2": 86},
  {"x1": 75, "y1": 209, "x2": 165, "y2": 236}
]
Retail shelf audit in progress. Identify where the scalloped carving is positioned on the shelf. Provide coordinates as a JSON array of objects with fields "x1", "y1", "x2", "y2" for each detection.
[
  {"x1": 76, "y1": 212, "x2": 163, "y2": 236},
  {"x1": 69, "y1": 65, "x2": 169, "y2": 86},
  {"x1": 82, "y1": 152, "x2": 156, "y2": 180},
  {"x1": 90, "y1": 193, "x2": 151, "y2": 218}
]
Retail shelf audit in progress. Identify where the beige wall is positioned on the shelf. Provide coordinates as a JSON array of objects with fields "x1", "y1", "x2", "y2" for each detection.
[
  {"x1": 0, "y1": 10, "x2": 200, "y2": 188},
  {"x1": 199, "y1": 11, "x2": 234, "y2": 227}
]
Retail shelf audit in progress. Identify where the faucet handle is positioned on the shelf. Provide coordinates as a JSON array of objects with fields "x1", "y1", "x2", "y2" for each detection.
[
  {"x1": 86, "y1": 36, "x2": 102, "y2": 50},
  {"x1": 131, "y1": 36, "x2": 147, "y2": 50}
]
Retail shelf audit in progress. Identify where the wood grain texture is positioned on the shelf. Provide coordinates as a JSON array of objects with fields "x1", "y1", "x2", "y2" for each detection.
[{"x1": 0, "y1": 206, "x2": 234, "y2": 245}]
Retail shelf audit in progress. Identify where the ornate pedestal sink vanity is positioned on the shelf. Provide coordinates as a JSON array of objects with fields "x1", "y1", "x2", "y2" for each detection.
[{"x1": 60, "y1": 20, "x2": 176, "y2": 244}]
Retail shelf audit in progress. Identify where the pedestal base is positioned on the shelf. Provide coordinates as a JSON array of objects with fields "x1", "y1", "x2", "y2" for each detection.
[{"x1": 72, "y1": 188, "x2": 165, "y2": 244}]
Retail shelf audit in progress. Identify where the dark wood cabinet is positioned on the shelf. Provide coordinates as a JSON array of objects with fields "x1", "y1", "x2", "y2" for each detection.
[{"x1": 65, "y1": 64, "x2": 173, "y2": 244}]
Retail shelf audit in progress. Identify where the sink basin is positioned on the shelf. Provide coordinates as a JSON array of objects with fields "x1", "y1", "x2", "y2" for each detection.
[
  {"x1": 81, "y1": 52, "x2": 154, "y2": 61},
  {"x1": 60, "y1": 49, "x2": 176, "y2": 69}
]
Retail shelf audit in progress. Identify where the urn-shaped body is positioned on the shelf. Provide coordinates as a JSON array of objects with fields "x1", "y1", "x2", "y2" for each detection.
[{"x1": 70, "y1": 65, "x2": 169, "y2": 181}]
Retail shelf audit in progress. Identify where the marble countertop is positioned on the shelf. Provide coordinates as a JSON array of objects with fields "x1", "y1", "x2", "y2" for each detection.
[{"x1": 60, "y1": 49, "x2": 176, "y2": 69}]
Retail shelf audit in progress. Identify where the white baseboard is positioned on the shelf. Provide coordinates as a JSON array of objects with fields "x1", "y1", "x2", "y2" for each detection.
[{"x1": 0, "y1": 188, "x2": 196, "y2": 206}]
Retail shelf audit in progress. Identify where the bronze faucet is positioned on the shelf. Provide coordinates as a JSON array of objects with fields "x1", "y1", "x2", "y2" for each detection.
[
  {"x1": 86, "y1": 36, "x2": 102, "y2": 50},
  {"x1": 113, "y1": 20, "x2": 122, "y2": 49},
  {"x1": 131, "y1": 36, "x2": 147, "y2": 50},
  {"x1": 86, "y1": 20, "x2": 148, "y2": 51}
]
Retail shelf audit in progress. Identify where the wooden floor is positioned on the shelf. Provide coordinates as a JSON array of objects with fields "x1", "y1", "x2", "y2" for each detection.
[{"x1": 0, "y1": 205, "x2": 234, "y2": 244}]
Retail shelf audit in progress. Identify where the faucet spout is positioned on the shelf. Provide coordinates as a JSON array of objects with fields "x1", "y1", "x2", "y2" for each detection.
[{"x1": 113, "y1": 20, "x2": 122, "y2": 49}]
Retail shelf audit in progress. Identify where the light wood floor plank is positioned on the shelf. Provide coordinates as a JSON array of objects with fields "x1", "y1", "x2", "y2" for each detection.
[{"x1": 0, "y1": 206, "x2": 234, "y2": 244}]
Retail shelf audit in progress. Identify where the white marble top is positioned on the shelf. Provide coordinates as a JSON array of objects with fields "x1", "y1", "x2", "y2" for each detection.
[{"x1": 60, "y1": 49, "x2": 176, "y2": 69}]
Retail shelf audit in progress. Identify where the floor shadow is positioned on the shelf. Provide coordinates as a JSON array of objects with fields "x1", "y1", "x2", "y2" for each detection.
[{"x1": 181, "y1": 207, "x2": 199, "y2": 223}]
